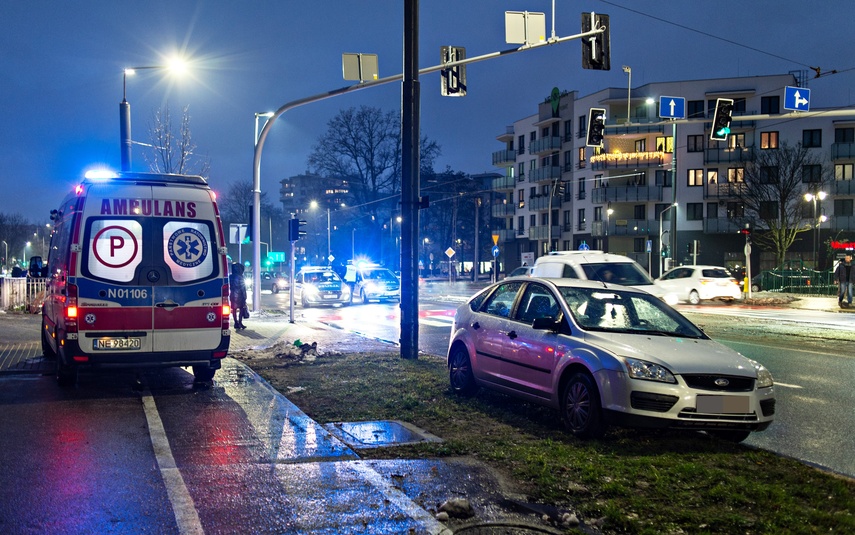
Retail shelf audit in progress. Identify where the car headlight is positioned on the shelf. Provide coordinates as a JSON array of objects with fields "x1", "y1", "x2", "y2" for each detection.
[
  {"x1": 303, "y1": 284, "x2": 319, "y2": 296},
  {"x1": 749, "y1": 359, "x2": 774, "y2": 388},
  {"x1": 623, "y1": 357, "x2": 677, "y2": 383},
  {"x1": 342, "y1": 285, "x2": 351, "y2": 297}
]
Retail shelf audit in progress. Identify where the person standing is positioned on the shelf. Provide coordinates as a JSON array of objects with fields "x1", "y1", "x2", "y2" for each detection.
[
  {"x1": 834, "y1": 253, "x2": 854, "y2": 308},
  {"x1": 229, "y1": 262, "x2": 248, "y2": 329}
]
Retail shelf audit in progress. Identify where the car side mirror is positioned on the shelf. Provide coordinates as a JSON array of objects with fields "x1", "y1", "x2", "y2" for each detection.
[{"x1": 531, "y1": 317, "x2": 562, "y2": 332}]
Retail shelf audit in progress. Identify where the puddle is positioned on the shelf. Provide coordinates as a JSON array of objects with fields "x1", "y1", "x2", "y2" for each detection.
[{"x1": 324, "y1": 420, "x2": 442, "y2": 449}]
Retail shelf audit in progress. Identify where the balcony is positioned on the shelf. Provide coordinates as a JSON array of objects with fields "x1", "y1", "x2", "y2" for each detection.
[
  {"x1": 591, "y1": 151, "x2": 669, "y2": 171},
  {"x1": 492, "y1": 149, "x2": 516, "y2": 167},
  {"x1": 832, "y1": 215, "x2": 855, "y2": 231},
  {"x1": 528, "y1": 225, "x2": 562, "y2": 241},
  {"x1": 528, "y1": 166, "x2": 562, "y2": 184},
  {"x1": 491, "y1": 175, "x2": 517, "y2": 190},
  {"x1": 705, "y1": 182, "x2": 747, "y2": 198},
  {"x1": 603, "y1": 219, "x2": 657, "y2": 237},
  {"x1": 496, "y1": 228, "x2": 518, "y2": 242},
  {"x1": 704, "y1": 217, "x2": 745, "y2": 234},
  {"x1": 592, "y1": 185, "x2": 663, "y2": 204},
  {"x1": 834, "y1": 180, "x2": 855, "y2": 196},
  {"x1": 704, "y1": 146, "x2": 754, "y2": 165},
  {"x1": 832, "y1": 142, "x2": 855, "y2": 160},
  {"x1": 528, "y1": 194, "x2": 562, "y2": 211},
  {"x1": 491, "y1": 203, "x2": 516, "y2": 217},
  {"x1": 529, "y1": 136, "x2": 562, "y2": 155}
]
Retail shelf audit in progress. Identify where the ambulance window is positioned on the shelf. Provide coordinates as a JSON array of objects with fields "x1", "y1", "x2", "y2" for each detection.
[
  {"x1": 163, "y1": 221, "x2": 214, "y2": 282},
  {"x1": 85, "y1": 219, "x2": 144, "y2": 283}
]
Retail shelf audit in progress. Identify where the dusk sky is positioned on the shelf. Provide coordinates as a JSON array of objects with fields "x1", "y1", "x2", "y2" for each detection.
[{"x1": 2, "y1": 1, "x2": 854, "y2": 220}]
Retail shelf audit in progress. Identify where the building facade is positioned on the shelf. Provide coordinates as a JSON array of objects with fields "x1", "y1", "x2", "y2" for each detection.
[{"x1": 491, "y1": 74, "x2": 855, "y2": 277}]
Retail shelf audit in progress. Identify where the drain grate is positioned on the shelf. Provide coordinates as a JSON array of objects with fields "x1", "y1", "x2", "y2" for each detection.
[{"x1": 324, "y1": 420, "x2": 442, "y2": 449}]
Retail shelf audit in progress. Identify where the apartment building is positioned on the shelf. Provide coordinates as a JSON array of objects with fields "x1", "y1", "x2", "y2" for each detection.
[{"x1": 491, "y1": 74, "x2": 855, "y2": 277}]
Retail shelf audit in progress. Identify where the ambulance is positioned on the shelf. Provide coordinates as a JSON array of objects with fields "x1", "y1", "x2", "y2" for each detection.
[{"x1": 41, "y1": 172, "x2": 231, "y2": 385}]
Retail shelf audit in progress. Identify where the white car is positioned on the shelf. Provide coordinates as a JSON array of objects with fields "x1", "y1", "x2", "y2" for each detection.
[
  {"x1": 447, "y1": 277, "x2": 775, "y2": 442},
  {"x1": 656, "y1": 265, "x2": 742, "y2": 304},
  {"x1": 531, "y1": 250, "x2": 678, "y2": 305}
]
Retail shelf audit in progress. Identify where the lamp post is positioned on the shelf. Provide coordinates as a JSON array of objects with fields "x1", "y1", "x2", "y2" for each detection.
[
  {"x1": 2, "y1": 240, "x2": 7, "y2": 273},
  {"x1": 120, "y1": 60, "x2": 187, "y2": 172},
  {"x1": 805, "y1": 191, "x2": 828, "y2": 269},
  {"x1": 605, "y1": 208, "x2": 614, "y2": 252},
  {"x1": 23, "y1": 241, "x2": 31, "y2": 267},
  {"x1": 622, "y1": 65, "x2": 631, "y2": 124},
  {"x1": 659, "y1": 203, "x2": 677, "y2": 276},
  {"x1": 309, "y1": 201, "x2": 332, "y2": 264}
]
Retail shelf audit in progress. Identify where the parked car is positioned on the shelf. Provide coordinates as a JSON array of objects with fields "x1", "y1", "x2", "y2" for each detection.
[
  {"x1": 507, "y1": 266, "x2": 534, "y2": 278},
  {"x1": 532, "y1": 250, "x2": 678, "y2": 305},
  {"x1": 293, "y1": 267, "x2": 351, "y2": 307},
  {"x1": 655, "y1": 265, "x2": 742, "y2": 304},
  {"x1": 447, "y1": 277, "x2": 775, "y2": 442}
]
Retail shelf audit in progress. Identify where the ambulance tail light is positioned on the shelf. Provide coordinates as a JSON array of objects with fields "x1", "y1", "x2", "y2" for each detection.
[
  {"x1": 65, "y1": 283, "x2": 79, "y2": 333},
  {"x1": 221, "y1": 283, "x2": 231, "y2": 329}
]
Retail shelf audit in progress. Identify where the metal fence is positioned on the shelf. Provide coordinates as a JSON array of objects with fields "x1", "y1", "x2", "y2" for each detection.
[
  {"x1": 754, "y1": 269, "x2": 836, "y2": 295},
  {"x1": 0, "y1": 278, "x2": 47, "y2": 312}
]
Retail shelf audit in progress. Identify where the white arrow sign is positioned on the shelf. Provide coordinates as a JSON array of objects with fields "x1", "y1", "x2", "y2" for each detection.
[{"x1": 794, "y1": 90, "x2": 808, "y2": 108}]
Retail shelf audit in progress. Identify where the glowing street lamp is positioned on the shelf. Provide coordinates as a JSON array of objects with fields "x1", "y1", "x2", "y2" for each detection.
[
  {"x1": 120, "y1": 58, "x2": 188, "y2": 172},
  {"x1": 659, "y1": 203, "x2": 677, "y2": 275}
]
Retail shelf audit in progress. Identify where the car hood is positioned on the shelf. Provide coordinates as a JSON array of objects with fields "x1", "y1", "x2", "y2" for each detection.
[{"x1": 582, "y1": 331, "x2": 757, "y2": 377}]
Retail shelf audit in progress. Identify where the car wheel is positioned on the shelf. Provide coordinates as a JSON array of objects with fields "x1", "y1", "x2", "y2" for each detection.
[
  {"x1": 708, "y1": 430, "x2": 751, "y2": 443},
  {"x1": 751, "y1": 283, "x2": 760, "y2": 293},
  {"x1": 41, "y1": 316, "x2": 57, "y2": 360},
  {"x1": 448, "y1": 344, "x2": 478, "y2": 396},
  {"x1": 688, "y1": 290, "x2": 701, "y2": 305},
  {"x1": 301, "y1": 295, "x2": 310, "y2": 308},
  {"x1": 360, "y1": 289, "x2": 368, "y2": 303},
  {"x1": 560, "y1": 372, "x2": 606, "y2": 439},
  {"x1": 272, "y1": 286, "x2": 279, "y2": 294},
  {"x1": 192, "y1": 366, "x2": 216, "y2": 383}
]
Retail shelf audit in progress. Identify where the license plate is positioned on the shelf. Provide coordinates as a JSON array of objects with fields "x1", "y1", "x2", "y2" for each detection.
[
  {"x1": 696, "y1": 395, "x2": 749, "y2": 414},
  {"x1": 321, "y1": 293, "x2": 338, "y2": 299},
  {"x1": 93, "y1": 338, "x2": 142, "y2": 350}
]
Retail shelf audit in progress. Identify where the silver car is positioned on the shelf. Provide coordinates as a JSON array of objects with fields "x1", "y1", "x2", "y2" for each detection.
[{"x1": 447, "y1": 277, "x2": 775, "y2": 442}]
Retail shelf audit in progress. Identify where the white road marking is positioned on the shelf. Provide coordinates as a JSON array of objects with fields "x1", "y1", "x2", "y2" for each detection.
[
  {"x1": 773, "y1": 382, "x2": 803, "y2": 389},
  {"x1": 142, "y1": 392, "x2": 205, "y2": 535}
]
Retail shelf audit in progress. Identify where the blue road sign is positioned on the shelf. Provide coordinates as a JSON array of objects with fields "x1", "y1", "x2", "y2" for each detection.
[
  {"x1": 578, "y1": 241, "x2": 590, "y2": 251},
  {"x1": 659, "y1": 96, "x2": 686, "y2": 119},
  {"x1": 784, "y1": 86, "x2": 810, "y2": 111},
  {"x1": 491, "y1": 245, "x2": 500, "y2": 257}
]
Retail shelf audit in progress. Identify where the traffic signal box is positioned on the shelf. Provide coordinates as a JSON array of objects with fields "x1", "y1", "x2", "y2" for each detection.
[
  {"x1": 710, "y1": 98, "x2": 735, "y2": 141},
  {"x1": 586, "y1": 108, "x2": 606, "y2": 147},
  {"x1": 288, "y1": 218, "x2": 307, "y2": 242},
  {"x1": 581, "y1": 13, "x2": 610, "y2": 70}
]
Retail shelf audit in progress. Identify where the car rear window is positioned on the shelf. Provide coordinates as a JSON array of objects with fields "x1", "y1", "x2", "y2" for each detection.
[
  {"x1": 82, "y1": 217, "x2": 217, "y2": 284},
  {"x1": 701, "y1": 268, "x2": 732, "y2": 278},
  {"x1": 582, "y1": 262, "x2": 653, "y2": 286}
]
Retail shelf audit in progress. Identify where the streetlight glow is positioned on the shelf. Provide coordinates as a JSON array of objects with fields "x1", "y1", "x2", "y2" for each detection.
[{"x1": 805, "y1": 191, "x2": 828, "y2": 268}]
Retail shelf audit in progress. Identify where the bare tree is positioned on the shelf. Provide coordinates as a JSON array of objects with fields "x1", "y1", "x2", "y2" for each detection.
[
  {"x1": 144, "y1": 105, "x2": 210, "y2": 177},
  {"x1": 307, "y1": 105, "x2": 439, "y2": 219},
  {"x1": 736, "y1": 141, "x2": 834, "y2": 266}
]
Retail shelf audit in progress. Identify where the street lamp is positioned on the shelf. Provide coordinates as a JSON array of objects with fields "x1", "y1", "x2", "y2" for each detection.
[
  {"x1": 605, "y1": 208, "x2": 614, "y2": 252},
  {"x1": 805, "y1": 191, "x2": 828, "y2": 268},
  {"x1": 622, "y1": 65, "x2": 631, "y2": 124},
  {"x1": 310, "y1": 201, "x2": 331, "y2": 264},
  {"x1": 120, "y1": 59, "x2": 188, "y2": 172},
  {"x1": 23, "y1": 241, "x2": 31, "y2": 267},
  {"x1": 659, "y1": 203, "x2": 677, "y2": 275},
  {"x1": 2, "y1": 240, "x2": 7, "y2": 273}
]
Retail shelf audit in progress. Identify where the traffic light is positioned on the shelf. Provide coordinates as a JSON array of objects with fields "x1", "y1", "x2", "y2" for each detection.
[
  {"x1": 288, "y1": 218, "x2": 307, "y2": 242},
  {"x1": 739, "y1": 223, "x2": 752, "y2": 241},
  {"x1": 556, "y1": 181, "x2": 566, "y2": 196},
  {"x1": 661, "y1": 245, "x2": 670, "y2": 258},
  {"x1": 581, "y1": 12, "x2": 610, "y2": 70},
  {"x1": 586, "y1": 108, "x2": 606, "y2": 147},
  {"x1": 710, "y1": 98, "x2": 734, "y2": 141},
  {"x1": 440, "y1": 46, "x2": 467, "y2": 97}
]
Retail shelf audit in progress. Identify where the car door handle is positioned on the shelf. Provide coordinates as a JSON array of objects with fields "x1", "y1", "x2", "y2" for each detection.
[
  {"x1": 506, "y1": 330, "x2": 518, "y2": 340},
  {"x1": 472, "y1": 321, "x2": 480, "y2": 330},
  {"x1": 155, "y1": 301, "x2": 180, "y2": 309}
]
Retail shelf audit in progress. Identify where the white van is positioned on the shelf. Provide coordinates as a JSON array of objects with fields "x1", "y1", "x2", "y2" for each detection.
[
  {"x1": 531, "y1": 250, "x2": 677, "y2": 304},
  {"x1": 41, "y1": 172, "x2": 231, "y2": 385}
]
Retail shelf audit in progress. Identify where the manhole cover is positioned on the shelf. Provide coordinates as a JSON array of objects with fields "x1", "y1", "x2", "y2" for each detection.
[{"x1": 324, "y1": 420, "x2": 442, "y2": 448}]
